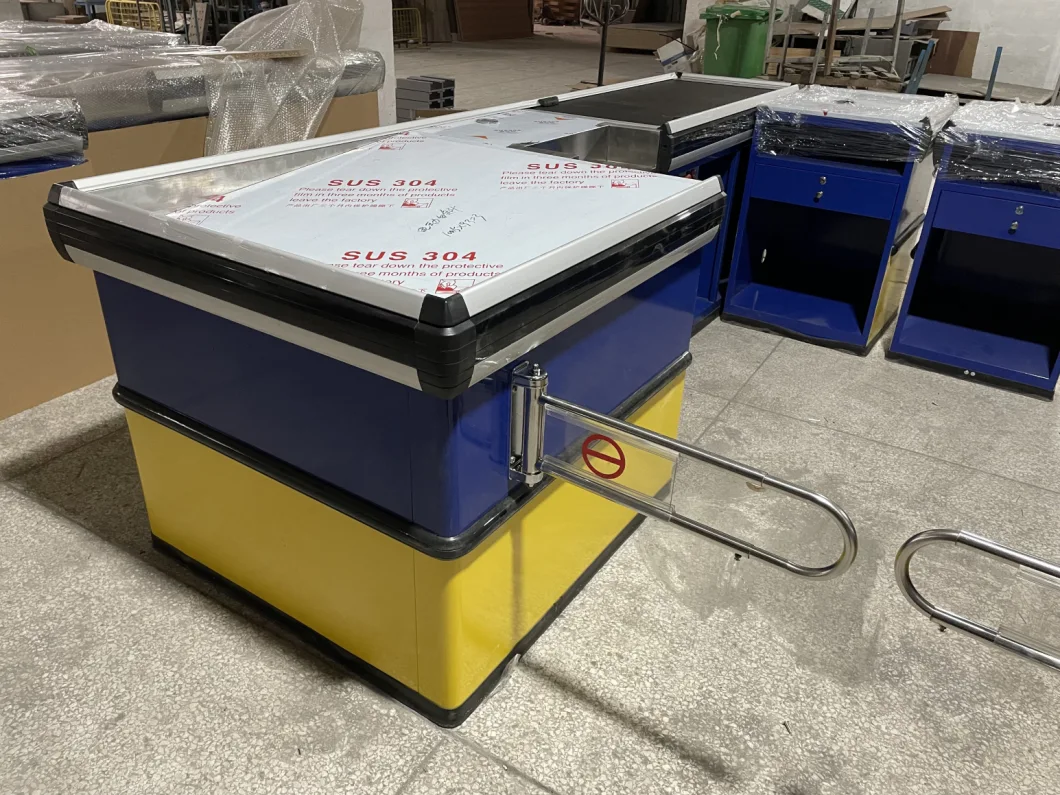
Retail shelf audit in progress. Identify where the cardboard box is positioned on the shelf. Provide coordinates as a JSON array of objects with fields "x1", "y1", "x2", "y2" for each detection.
[
  {"x1": 926, "y1": 30, "x2": 978, "y2": 78},
  {"x1": 0, "y1": 92, "x2": 379, "y2": 420}
]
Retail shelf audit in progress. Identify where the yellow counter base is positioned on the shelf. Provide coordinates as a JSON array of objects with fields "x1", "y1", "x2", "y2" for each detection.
[{"x1": 126, "y1": 373, "x2": 684, "y2": 726}]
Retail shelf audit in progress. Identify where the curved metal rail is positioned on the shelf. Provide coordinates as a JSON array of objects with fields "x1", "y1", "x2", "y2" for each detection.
[
  {"x1": 536, "y1": 391, "x2": 859, "y2": 580},
  {"x1": 895, "y1": 530, "x2": 1060, "y2": 671}
]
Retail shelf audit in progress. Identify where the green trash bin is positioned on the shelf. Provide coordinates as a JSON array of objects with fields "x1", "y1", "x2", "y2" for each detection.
[{"x1": 700, "y1": 4, "x2": 780, "y2": 79}]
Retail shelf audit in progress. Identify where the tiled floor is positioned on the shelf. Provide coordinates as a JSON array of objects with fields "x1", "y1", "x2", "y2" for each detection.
[
  {"x1": 4, "y1": 319, "x2": 1060, "y2": 794},
  {"x1": 4, "y1": 24, "x2": 1060, "y2": 795}
]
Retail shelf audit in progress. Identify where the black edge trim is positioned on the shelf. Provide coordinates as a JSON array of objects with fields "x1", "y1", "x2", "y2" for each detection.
[
  {"x1": 115, "y1": 351, "x2": 691, "y2": 560},
  {"x1": 154, "y1": 512, "x2": 646, "y2": 727},
  {"x1": 885, "y1": 348, "x2": 1055, "y2": 400},
  {"x1": 658, "y1": 127, "x2": 675, "y2": 173},
  {"x1": 419, "y1": 292, "x2": 469, "y2": 326},
  {"x1": 48, "y1": 181, "x2": 73, "y2": 205},
  {"x1": 46, "y1": 203, "x2": 431, "y2": 367},
  {"x1": 46, "y1": 182, "x2": 76, "y2": 262},
  {"x1": 45, "y1": 195, "x2": 718, "y2": 399},
  {"x1": 465, "y1": 198, "x2": 724, "y2": 371}
]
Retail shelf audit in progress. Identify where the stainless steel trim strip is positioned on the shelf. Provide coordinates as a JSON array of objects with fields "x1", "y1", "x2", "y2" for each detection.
[
  {"x1": 67, "y1": 247, "x2": 424, "y2": 390},
  {"x1": 459, "y1": 177, "x2": 724, "y2": 314},
  {"x1": 668, "y1": 131, "x2": 754, "y2": 171},
  {"x1": 469, "y1": 224, "x2": 719, "y2": 386}
]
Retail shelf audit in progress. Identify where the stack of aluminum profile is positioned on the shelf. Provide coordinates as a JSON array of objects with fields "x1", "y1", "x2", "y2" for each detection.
[{"x1": 396, "y1": 75, "x2": 454, "y2": 122}]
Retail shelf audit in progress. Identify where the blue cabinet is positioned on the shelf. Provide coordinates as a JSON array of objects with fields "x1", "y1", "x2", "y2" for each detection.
[
  {"x1": 889, "y1": 150, "x2": 1060, "y2": 397},
  {"x1": 724, "y1": 142, "x2": 927, "y2": 353}
]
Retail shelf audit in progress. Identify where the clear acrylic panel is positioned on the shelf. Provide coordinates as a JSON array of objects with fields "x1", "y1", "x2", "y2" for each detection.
[
  {"x1": 999, "y1": 566, "x2": 1060, "y2": 659},
  {"x1": 541, "y1": 404, "x2": 679, "y2": 516}
]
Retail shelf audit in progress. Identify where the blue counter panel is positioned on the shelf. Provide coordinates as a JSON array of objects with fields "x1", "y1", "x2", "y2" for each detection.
[
  {"x1": 673, "y1": 144, "x2": 746, "y2": 328},
  {"x1": 97, "y1": 249, "x2": 700, "y2": 537},
  {"x1": 891, "y1": 316, "x2": 1054, "y2": 385}
]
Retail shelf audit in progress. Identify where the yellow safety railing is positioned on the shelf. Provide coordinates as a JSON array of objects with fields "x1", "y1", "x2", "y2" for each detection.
[
  {"x1": 393, "y1": 7, "x2": 425, "y2": 48},
  {"x1": 106, "y1": 0, "x2": 163, "y2": 31}
]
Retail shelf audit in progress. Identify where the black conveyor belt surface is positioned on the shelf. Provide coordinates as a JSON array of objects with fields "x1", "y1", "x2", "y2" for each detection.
[{"x1": 549, "y1": 80, "x2": 772, "y2": 127}]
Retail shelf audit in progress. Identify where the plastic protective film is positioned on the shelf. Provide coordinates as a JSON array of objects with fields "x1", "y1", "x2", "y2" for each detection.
[
  {"x1": 203, "y1": 0, "x2": 375, "y2": 155},
  {"x1": 0, "y1": 89, "x2": 86, "y2": 168},
  {"x1": 0, "y1": 19, "x2": 182, "y2": 57},
  {"x1": 936, "y1": 100, "x2": 1060, "y2": 189},
  {"x1": 756, "y1": 86, "x2": 959, "y2": 163},
  {"x1": 146, "y1": 132, "x2": 696, "y2": 298},
  {"x1": 542, "y1": 404, "x2": 679, "y2": 517},
  {"x1": 669, "y1": 108, "x2": 755, "y2": 160},
  {"x1": 0, "y1": 46, "x2": 383, "y2": 134},
  {"x1": 0, "y1": 0, "x2": 382, "y2": 164}
]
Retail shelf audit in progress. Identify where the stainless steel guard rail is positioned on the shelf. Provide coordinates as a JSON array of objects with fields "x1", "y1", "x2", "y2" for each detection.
[
  {"x1": 510, "y1": 363, "x2": 858, "y2": 580},
  {"x1": 895, "y1": 530, "x2": 1060, "y2": 671}
]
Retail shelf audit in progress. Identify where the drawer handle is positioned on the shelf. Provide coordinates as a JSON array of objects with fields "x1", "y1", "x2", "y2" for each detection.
[
  {"x1": 814, "y1": 191, "x2": 824, "y2": 202},
  {"x1": 1010, "y1": 221, "x2": 1019, "y2": 234}
]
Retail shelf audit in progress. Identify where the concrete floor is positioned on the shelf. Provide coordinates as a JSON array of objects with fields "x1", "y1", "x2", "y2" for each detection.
[
  {"x1": 394, "y1": 26, "x2": 663, "y2": 110},
  {"x1": 4, "y1": 317, "x2": 1060, "y2": 794},
  {"x1": 4, "y1": 26, "x2": 1060, "y2": 795}
]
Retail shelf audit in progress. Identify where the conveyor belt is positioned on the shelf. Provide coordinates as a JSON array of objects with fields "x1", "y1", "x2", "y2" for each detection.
[{"x1": 547, "y1": 80, "x2": 772, "y2": 127}]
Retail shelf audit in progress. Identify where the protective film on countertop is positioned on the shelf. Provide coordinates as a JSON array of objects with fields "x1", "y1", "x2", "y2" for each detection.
[{"x1": 164, "y1": 134, "x2": 697, "y2": 296}]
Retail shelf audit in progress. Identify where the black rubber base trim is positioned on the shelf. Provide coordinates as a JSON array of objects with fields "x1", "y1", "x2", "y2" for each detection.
[
  {"x1": 719, "y1": 312, "x2": 894, "y2": 357},
  {"x1": 885, "y1": 348, "x2": 1055, "y2": 401},
  {"x1": 692, "y1": 305, "x2": 721, "y2": 336},
  {"x1": 116, "y1": 351, "x2": 691, "y2": 561},
  {"x1": 152, "y1": 512, "x2": 646, "y2": 728}
]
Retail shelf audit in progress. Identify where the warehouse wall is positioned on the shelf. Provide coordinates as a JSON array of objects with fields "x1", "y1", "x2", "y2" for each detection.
[
  {"x1": 846, "y1": 0, "x2": 1060, "y2": 89},
  {"x1": 360, "y1": 0, "x2": 397, "y2": 124},
  {"x1": 684, "y1": 0, "x2": 1060, "y2": 91}
]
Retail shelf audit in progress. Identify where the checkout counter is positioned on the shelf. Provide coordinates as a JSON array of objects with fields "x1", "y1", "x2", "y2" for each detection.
[
  {"x1": 405, "y1": 73, "x2": 794, "y2": 329},
  {"x1": 888, "y1": 102, "x2": 1060, "y2": 397},
  {"x1": 532, "y1": 74, "x2": 796, "y2": 328},
  {"x1": 723, "y1": 88, "x2": 958, "y2": 354},
  {"x1": 44, "y1": 116, "x2": 858, "y2": 724}
]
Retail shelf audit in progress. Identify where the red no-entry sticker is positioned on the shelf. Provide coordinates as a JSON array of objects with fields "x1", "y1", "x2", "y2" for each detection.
[{"x1": 581, "y1": 434, "x2": 626, "y2": 480}]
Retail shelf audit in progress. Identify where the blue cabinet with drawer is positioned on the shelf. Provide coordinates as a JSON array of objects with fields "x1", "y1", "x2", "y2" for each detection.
[
  {"x1": 750, "y1": 161, "x2": 901, "y2": 220},
  {"x1": 888, "y1": 138, "x2": 1060, "y2": 398},
  {"x1": 724, "y1": 115, "x2": 933, "y2": 354}
]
